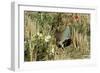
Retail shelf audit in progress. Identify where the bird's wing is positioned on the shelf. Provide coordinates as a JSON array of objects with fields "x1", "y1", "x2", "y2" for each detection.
[{"x1": 62, "y1": 26, "x2": 71, "y2": 41}]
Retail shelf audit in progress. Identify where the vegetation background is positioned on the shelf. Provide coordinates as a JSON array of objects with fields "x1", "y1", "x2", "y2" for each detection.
[{"x1": 24, "y1": 11, "x2": 90, "y2": 61}]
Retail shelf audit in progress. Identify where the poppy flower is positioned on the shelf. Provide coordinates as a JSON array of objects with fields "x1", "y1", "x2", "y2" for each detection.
[
  {"x1": 73, "y1": 15, "x2": 79, "y2": 21},
  {"x1": 75, "y1": 15, "x2": 79, "y2": 19}
]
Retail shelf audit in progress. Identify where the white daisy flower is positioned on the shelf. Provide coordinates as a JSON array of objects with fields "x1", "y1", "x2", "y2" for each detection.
[
  {"x1": 45, "y1": 35, "x2": 51, "y2": 42},
  {"x1": 45, "y1": 39, "x2": 49, "y2": 42},
  {"x1": 37, "y1": 32, "x2": 40, "y2": 36},
  {"x1": 46, "y1": 35, "x2": 51, "y2": 39},
  {"x1": 37, "y1": 32, "x2": 43, "y2": 37}
]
